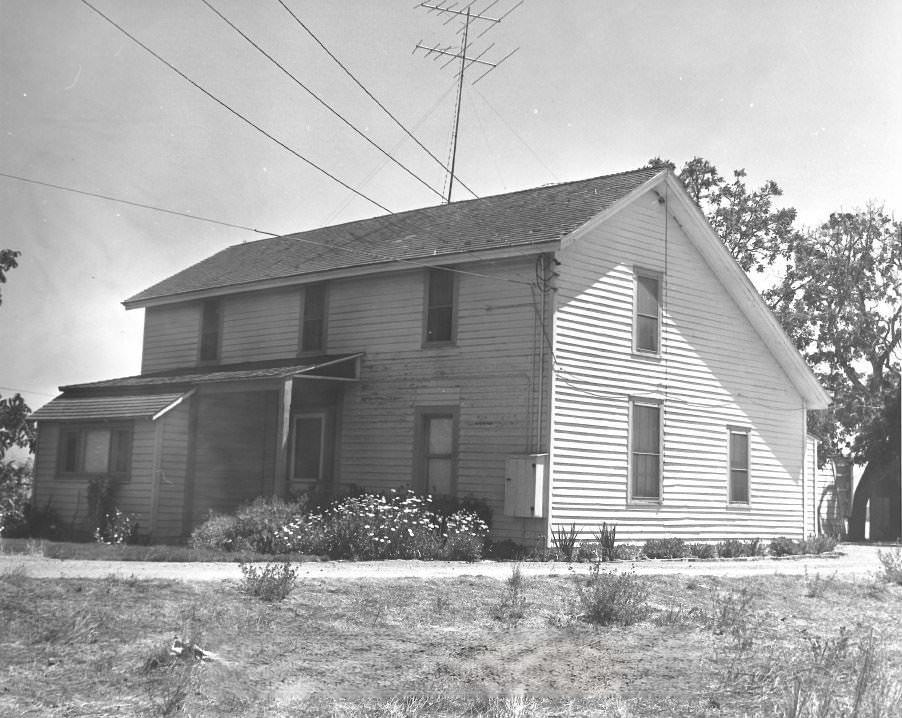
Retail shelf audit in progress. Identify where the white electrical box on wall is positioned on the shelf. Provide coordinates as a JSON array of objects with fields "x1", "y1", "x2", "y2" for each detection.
[{"x1": 504, "y1": 454, "x2": 547, "y2": 518}]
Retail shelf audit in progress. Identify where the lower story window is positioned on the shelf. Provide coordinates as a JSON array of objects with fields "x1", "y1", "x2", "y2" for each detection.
[
  {"x1": 417, "y1": 408, "x2": 457, "y2": 496},
  {"x1": 630, "y1": 400, "x2": 661, "y2": 500},
  {"x1": 729, "y1": 428, "x2": 750, "y2": 503},
  {"x1": 291, "y1": 414, "x2": 325, "y2": 481},
  {"x1": 60, "y1": 425, "x2": 132, "y2": 477}
]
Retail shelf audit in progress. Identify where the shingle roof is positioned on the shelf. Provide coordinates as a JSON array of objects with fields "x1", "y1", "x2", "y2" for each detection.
[
  {"x1": 125, "y1": 167, "x2": 662, "y2": 306},
  {"x1": 31, "y1": 393, "x2": 185, "y2": 421}
]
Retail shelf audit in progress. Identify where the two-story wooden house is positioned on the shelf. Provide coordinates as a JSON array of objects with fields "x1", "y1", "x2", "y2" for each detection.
[{"x1": 32, "y1": 167, "x2": 829, "y2": 545}]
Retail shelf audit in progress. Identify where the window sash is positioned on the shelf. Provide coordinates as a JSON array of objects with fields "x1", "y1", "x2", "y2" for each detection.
[
  {"x1": 631, "y1": 402, "x2": 661, "y2": 500},
  {"x1": 634, "y1": 271, "x2": 660, "y2": 353},
  {"x1": 729, "y1": 430, "x2": 750, "y2": 503},
  {"x1": 301, "y1": 284, "x2": 326, "y2": 352},
  {"x1": 425, "y1": 269, "x2": 454, "y2": 343},
  {"x1": 418, "y1": 410, "x2": 457, "y2": 496},
  {"x1": 59, "y1": 426, "x2": 132, "y2": 477}
]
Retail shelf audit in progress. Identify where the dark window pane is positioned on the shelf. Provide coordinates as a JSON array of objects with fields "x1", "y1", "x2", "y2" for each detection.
[
  {"x1": 62, "y1": 431, "x2": 79, "y2": 472},
  {"x1": 302, "y1": 319, "x2": 323, "y2": 352},
  {"x1": 200, "y1": 300, "x2": 220, "y2": 361},
  {"x1": 110, "y1": 429, "x2": 132, "y2": 475},
  {"x1": 633, "y1": 454, "x2": 660, "y2": 498},
  {"x1": 730, "y1": 470, "x2": 749, "y2": 503},
  {"x1": 729, "y1": 432, "x2": 748, "y2": 470},
  {"x1": 293, "y1": 417, "x2": 323, "y2": 479},
  {"x1": 427, "y1": 458, "x2": 453, "y2": 495},
  {"x1": 428, "y1": 269, "x2": 454, "y2": 307},
  {"x1": 636, "y1": 315, "x2": 658, "y2": 352},
  {"x1": 427, "y1": 307, "x2": 453, "y2": 342},
  {"x1": 633, "y1": 405, "x2": 660, "y2": 453}
]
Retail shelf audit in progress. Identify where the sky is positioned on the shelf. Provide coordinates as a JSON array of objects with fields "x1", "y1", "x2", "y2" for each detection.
[{"x1": 1, "y1": 0, "x2": 900, "y2": 422}]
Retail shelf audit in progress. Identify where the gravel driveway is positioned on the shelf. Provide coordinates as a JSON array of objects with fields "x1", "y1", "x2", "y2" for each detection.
[{"x1": 0, "y1": 544, "x2": 889, "y2": 582}]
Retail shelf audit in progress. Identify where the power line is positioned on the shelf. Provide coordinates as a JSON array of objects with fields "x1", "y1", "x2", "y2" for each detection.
[
  {"x1": 78, "y1": 0, "x2": 392, "y2": 214},
  {"x1": 0, "y1": 172, "x2": 281, "y2": 237},
  {"x1": 200, "y1": 0, "x2": 445, "y2": 203},
  {"x1": 275, "y1": 0, "x2": 479, "y2": 200}
]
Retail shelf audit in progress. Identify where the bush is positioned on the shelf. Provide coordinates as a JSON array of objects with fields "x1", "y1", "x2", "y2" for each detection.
[
  {"x1": 191, "y1": 513, "x2": 240, "y2": 551},
  {"x1": 486, "y1": 539, "x2": 530, "y2": 561},
  {"x1": 801, "y1": 534, "x2": 838, "y2": 555},
  {"x1": 491, "y1": 563, "x2": 528, "y2": 627},
  {"x1": 594, "y1": 522, "x2": 617, "y2": 562},
  {"x1": 642, "y1": 537, "x2": 688, "y2": 559},
  {"x1": 687, "y1": 542, "x2": 716, "y2": 559},
  {"x1": 191, "y1": 497, "x2": 307, "y2": 554},
  {"x1": 575, "y1": 565, "x2": 650, "y2": 626},
  {"x1": 94, "y1": 508, "x2": 138, "y2": 545},
  {"x1": 0, "y1": 459, "x2": 32, "y2": 537},
  {"x1": 716, "y1": 538, "x2": 761, "y2": 558},
  {"x1": 612, "y1": 544, "x2": 643, "y2": 561},
  {"x1": 878, "y1": 547, "x2": 902, "y2": 585},
  {"x1": 277, "y1": 490, "x2": 489, "y2": 561},
  {"x1": 239, "y1": 561, "x2": 298, "y2": 601}
]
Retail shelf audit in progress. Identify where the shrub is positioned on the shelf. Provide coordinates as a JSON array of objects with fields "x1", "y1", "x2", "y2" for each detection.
[
  {"x1": 769, "y1": 536, "x2": 805, "y2": 557},
  {"x1": 576, "y1": 541, "x2": 601, "y2": 562},
  {"x1": 716, "y1": 538, "x2": 760, "y2": 558},
  {"x1": 687, "y1": 542, "x2": 716, "y2": 559},
  {"x1": 94, "y1": 508, "x2": 138, "y2": 545},
  {"x1": 191, "y1": 513, "x2": 240, "y2": 551},
  {"x1": 551, "y1": 522, "x2": 578, "y2": 562},
  {"x1": 232, "y1": 496, "x2": 308, "y2": 554},
  {"x1": 239, "y1": 561, "x2": 298, "y2": 601},
  {"x1": 612, "y1": 543, "x2": 643, "y2": 561},
  {"x1": 575, "y1": 565, "x2": 650, "y2": 626},
  {"x1": 642, "y1": 537, "x2": 688, "y2": 559},
  {"x1": 0, "y1": 459, "x2": 32, "y2": 537},
  {"x1": 492, "y1": 563, "x2": 528, "y2": 627},
  {"x1": 801, "y1": 534, "x2": 838, "y2": 555},
  {"x1": 486, "y1": 538, "x2": 529, "y2": 561},
  {"x1": 878, "y1": 547, "x2": 902, "y2": 585}
]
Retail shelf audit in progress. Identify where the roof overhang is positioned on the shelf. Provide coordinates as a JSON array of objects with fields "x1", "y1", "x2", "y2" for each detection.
[
  {"x1": 563, "y1": 170, "x2": 830, "y2": 410},
  {"x1": 31, "y1": 391, "x2": 192, "y2": 423},
  {"x1": 122, "y1": 242, "x2": 560, "y2": 310}
]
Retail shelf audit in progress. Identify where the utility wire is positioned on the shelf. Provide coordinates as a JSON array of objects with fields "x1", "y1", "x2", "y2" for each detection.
[
  {"x1": 0, "y1": 172, "x2": 280, "y2": 237},
  {"x1": 78, "y1": 0, "x2": 392, "y2": 214},
  {"x1": 276, "y1": 0, "x2": 479, "y2": 199},
  {"x1": 200, "y1": 0, "x2": 445, "y2": 202}
]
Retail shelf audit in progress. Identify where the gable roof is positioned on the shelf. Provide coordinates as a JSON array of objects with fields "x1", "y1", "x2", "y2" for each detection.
[{"x1": 124, "y1": 167, "x2": 661, "y2": 308}]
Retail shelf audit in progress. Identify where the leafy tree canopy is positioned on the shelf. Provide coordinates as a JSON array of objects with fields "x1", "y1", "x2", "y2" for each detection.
[
  {"x1": 0, "y1": 248, "x2": 20, "y2": 306},
  {"x1": 649, "y1": 158, "x2": 901, "y2": 467},
  {"x1": 0, "y1": 247, "x2": 35, "y2": 459}
]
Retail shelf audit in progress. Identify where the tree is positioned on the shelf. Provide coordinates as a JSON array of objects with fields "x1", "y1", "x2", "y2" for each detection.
[
  {"x1": 0, "y1": 248, "x2": 20, "y2": 306},
  {"x1": 0, "y1": 247, "x2": 35, "y2": 459},
  {"x1": 765, "y1": 207, "x2": 901, "y2": 539}
]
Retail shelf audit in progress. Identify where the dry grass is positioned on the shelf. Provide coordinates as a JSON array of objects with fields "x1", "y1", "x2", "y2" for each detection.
[{"x1": 0, "y1": 571, "x2": 900, "y2": 716}]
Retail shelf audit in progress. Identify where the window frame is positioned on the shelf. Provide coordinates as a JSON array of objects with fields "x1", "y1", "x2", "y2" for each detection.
[
  {"x1": 290, "y1": 412, "x2": 327, "y2": 482},
  {"x1": 57, "y1": 423, "x2": 133, "y2": 480},
  {"x1": 414, "y1": 406, "x2": 459, "y2": 496},
  {"x1": 198, "y1": 298, "x2": 222, "y2": 364},
  {"x1": 299, "y1": 283, "x2": 327, "y2": 354},
  {"x1": 422, "y1": 268, "x2": 457, "y2": 346},
  {"x1": 627, "y1": 398, "x2": 663, "y2": 503},
  {"x1": 727, "y1": 426, "x2": 751, "y2": 505},
  {"x1": 633, "y1": 267, "x2": 662, "y2": 356}
]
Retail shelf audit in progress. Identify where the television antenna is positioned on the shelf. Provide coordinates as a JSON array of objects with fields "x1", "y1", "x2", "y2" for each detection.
[{"x1": 414, "y1": 1, "x2": 521, "y2": 203}]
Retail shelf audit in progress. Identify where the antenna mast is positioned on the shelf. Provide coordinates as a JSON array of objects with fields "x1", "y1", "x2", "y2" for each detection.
[{"x1": 415, "y1": 1, "x2": 521, "y2": 203}]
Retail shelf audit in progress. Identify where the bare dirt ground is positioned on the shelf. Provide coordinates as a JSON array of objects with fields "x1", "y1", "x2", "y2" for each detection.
[{"x1": 0, "y1": 543, "x2": 887, "y2": 582}]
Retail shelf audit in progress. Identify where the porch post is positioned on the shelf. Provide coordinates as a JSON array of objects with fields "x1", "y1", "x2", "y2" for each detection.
[{"x1": 274, "y1": 377, "x2": 293, "y2": 497}]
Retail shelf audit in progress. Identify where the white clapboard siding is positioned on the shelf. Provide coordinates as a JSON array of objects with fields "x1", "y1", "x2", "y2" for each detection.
[
  {"x1": 142, "y1": 303, "x2": 201, "y2": 373},
  {"x1": 330, "y1": 257, "x2": 550, "y2": 541},
  {"x1": 550, "y1": 191, "x2": 808, "y2": 542},
  {"x1": 220, "y1": 289, "x2": 300, "y2": 364},
  {"x1": 154, "y1": 401, "x2": 191, "y2": 542}
]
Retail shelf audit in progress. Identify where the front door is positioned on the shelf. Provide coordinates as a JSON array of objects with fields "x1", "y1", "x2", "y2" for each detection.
[{"x1": 290, "y1": 411, "x2": 333, "y2": 495}]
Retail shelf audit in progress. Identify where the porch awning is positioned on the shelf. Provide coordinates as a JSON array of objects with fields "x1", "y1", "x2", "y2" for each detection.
[{"x1": 31, "y1": 392, "x2": 188, "y2": 422}]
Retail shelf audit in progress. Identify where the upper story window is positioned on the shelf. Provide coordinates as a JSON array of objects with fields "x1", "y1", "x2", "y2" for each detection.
[
  {"x1": 630, "y1": 400, "x2": 661, "y2": 501},
  {"x1": 60, "y1": 425, "x2": 132, "y2": 478},
  {"x1": 425, "y1": 268, "x2": 455, "y2": 344},
  {"x1": 634, "y1": 269, "x2": 661, "y2": 354},
  {"x1": 199, "y1": 299, "x2": 221, "y2": 362},
  {"x1": 300, "y1": 283, "x2": 326, "y2": 353},
  {"x1": 728, "y1": 428, "x2": 750, "y2": 503}
]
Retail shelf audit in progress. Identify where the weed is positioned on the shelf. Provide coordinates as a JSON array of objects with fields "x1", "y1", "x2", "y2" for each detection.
[
  {"x1": 239, "y1": 561, "x2": 298, "y2": 602},
  {"x1": 877, "y1": 546, "x2": 902, "y2": 585},
  {"x1": 612, "y1": 543, "x2": 642, "y2": 561},
  {"x1": 687, "y1": 542, "x2": 716, "y2": 559},
  {"x1": 37, "y1": 608, "x2": 102, "y2": 645},
  {"x1": 1, "y1": 563, "x2": 28, "y2": 586},
  {"x1": 550, "y1": 522, "x2": 578, "y2": 562},
  {"x1": 803, "y1": 569, "x2": 835, "y2": 598},
  {"x1": 492, "y1": 563, "x2": 528, "y2": 628},
  {"x1": 716, "y1": 538, "x2": 761, "y2": 558},
  {"x1": 575, "y1": 564, "x2": 650, "y2": 626},
  {"x1": 594, "y1": 522, "x2": 617, "y2": 562}
]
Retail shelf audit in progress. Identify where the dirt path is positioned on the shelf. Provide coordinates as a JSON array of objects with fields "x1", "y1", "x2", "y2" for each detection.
[{"x1": 0, "y1": 544, "x2": 888, "y2": 582}]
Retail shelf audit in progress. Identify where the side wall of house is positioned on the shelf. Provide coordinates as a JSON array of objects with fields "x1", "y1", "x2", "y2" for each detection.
[
  {"x1": 154, "y1": 401, "x2": 191, "y2": 542},
  {"x1": 550, "y1": 192, "x2": 809, "y2": 542},
  {"x1": 32, "y1": 419, "x2": 157, "y2": 537},
  {"x1": 329, "y1": 256, "x2": 550, "y2": 543},
  {"x1": 142, "y1": 303, "x2": 202, "y2": 373}
]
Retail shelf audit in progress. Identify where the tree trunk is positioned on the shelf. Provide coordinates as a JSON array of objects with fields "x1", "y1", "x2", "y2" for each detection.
[{"x1": 848, "y1": 453, "x2": 901, "y2": 541}]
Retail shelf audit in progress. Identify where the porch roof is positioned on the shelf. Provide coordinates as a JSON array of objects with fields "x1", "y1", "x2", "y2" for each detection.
[{"x1": 31, "y1": 392, "x2": 186, "y2": 422}]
